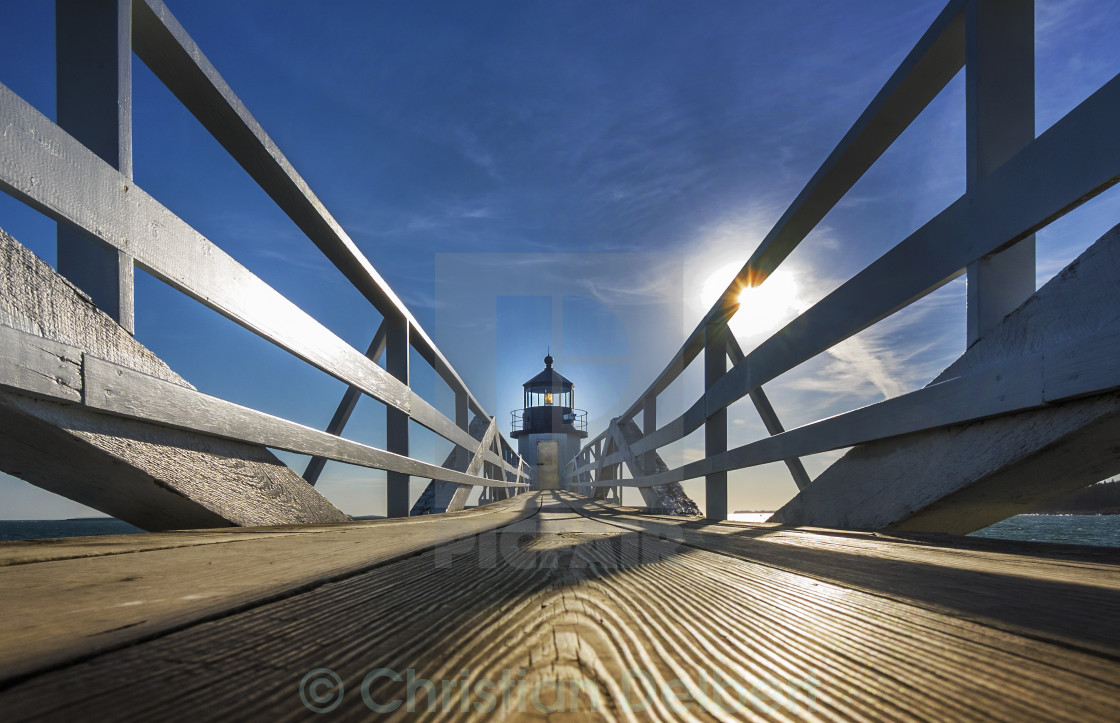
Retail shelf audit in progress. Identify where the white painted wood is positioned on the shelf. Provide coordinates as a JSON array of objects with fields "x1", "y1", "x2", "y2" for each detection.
[
  {"x1": 80, "y1": 355, "x2": 526, "y2": 489},
  {"x1": 0, "y1": 323, "x2": 524, "y2": 490},
  {"x1": 0, "y1": 326, "x2": 83, "y2": 403},
  {"x1": 385, "y1": 312, "x2": 410, "y2": 517},
  {"x1": 56, "y1": 0, "x2": 135, "y2": 334},
  {"x1": 627, "y1": 69, "x2": 1120, "y2": 459},
  {"x1": 775, "y1": 226, "x2": 1120, "y2": 532},
  {"x1": 466, "y1": 417, "x2": 499, "y2": 477},
  {"x1": 966, "y1": 0, "x2": 1036, "y2": 344},
  {"x1": 0, "y1": 83, "x2": 520, "y2": 474},
  {"x1": 616, "y1": 0, "x2": 968, "y2": 426},
  {"x1": 592, "y1": 327, "x2": 1120, "y2": 488},
  {"x1": 131, "y1": 0, "x2": 494, "y2": 425},
  {"x1": 442, "y1": 418, "x2": 501, "y2": 513},
  {"x1": 704, "y1": 321, "x2": 728, "y2": 520},
  {"x1": 607, "y1": 417, "x2": 699, "y2": 515}
]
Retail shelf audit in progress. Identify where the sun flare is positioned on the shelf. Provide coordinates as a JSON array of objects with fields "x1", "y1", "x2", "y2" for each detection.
[
  {"x1": 732, "y1": 272, "x2": 803, "y2": 338},
  {"x1": 700, "y1": 263, "x2": 804, "y2": 340}
]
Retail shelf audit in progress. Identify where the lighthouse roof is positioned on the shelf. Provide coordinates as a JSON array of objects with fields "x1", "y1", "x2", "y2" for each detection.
[{"x1": 523, "y1": 354, "x2": 573, "y2": 389}]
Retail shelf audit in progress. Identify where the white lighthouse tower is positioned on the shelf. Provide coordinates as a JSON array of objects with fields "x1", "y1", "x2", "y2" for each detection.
[{"x1": 510, "y1": 354, "x2": 588, "y2": 490}]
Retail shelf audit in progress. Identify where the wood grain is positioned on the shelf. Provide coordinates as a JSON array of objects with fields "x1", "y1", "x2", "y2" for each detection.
[
  {"x1": 0, "y1": 492, "x2": 1116, "y2": 721},
  {"x1": 0, "y1": 494, "x2": 540, "y2": 683}
]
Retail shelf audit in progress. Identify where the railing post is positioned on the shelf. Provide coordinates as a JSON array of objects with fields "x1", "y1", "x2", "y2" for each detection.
[
  {"x1": 704, "y1": 320, "x2": 728, "y2": 520},
  {"x1": 455, "y1": 389, "x2": 469, "y2": 470},
  {"x1": 385, "y1": 312, "x2": 409, "y2": 517},
  {"x1": 641, "y1": 392, "x2": 657, "y2": 487},
  {"x1": 55, "y1": 0, "x2": 135, "y2": 334},
  {"x1": 965, "y1": 0, "x2": 1035, "y2": 345}
]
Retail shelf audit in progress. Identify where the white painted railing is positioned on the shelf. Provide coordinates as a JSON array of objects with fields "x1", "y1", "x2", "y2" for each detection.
[
  {"x1": 566, "y1": 0, "x2": 1120, "y2": 518},
  {"x1": 0, "y1": 0, "x2": 529, "y2": 515}
]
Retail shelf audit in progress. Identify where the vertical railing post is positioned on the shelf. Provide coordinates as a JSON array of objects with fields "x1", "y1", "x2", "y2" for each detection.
[
  {"x1": 704, "y1": 320, "x2": 728, "y2": 520},
  {"x1": 641, "y1": 392, "x2": 657, "y2": 481},
  {"x1": 385, "y1": 312, "x2": 409, "y2": 517},
  {"x1": 56, "y1": 0, "x2": 135, "y2": 334},
  {"x1": 455, "y1": 388, "x2": 469, "y2": 471},
  {"x1": 965, "y1": 0, "x2": 1035, "y2": 345}
]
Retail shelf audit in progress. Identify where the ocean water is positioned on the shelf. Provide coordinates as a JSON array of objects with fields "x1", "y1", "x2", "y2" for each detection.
[
  {"x1": 0, "y1": 518, "x2": 143, "y2": 542},
  {"x1": 969, "y1": 514, "x2": 1120, "y2": 548},
  {"x1": 730, "y1": 512, "x2": 1120, "y2": 548},
  {"x1": 1, "y1": 515, "x2": 1118, "y2": 548}
]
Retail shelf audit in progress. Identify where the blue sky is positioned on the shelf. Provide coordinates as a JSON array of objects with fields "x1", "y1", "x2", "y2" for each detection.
[{"x1": 2, "y1": 0, "x2": 1120, "y2": 519}]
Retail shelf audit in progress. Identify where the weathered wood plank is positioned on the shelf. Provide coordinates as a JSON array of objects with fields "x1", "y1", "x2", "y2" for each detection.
[
  {"x1": 0, "y1": 232, "x2": 348, "y2": 530},
  {"x1": 0, "y1": 494, "x2": 540, "y2": 683},
  {"x1": 0, "y1": 320, "x2": 523, "y2": 496},
  {"x1": 608, "y1": 417, "x2": 699, "y2": 516},
  {"x1": 593, "y1": 325, "x2": 1120, "y2": 488},
  {"x1": 411, "y1": 415, "x2": 494, "y2": 515},
  {"x1": 563, "y1": 494, "x2": 1120, "y2": 659},
  {"x1": 81, "y1": 355, "x2": 526, "y2": 489},
  {"x1": 384, "y1": 311, "x2": 410, "y2": 517},
  {"x1": 0, "y1": 325, "x2": 83, "y2": 403},
  {"x1": 964, "y1": 0, "x2": 1036, "y2": 344},
  {"x1": 1, "y1": 492, "x2": 1117, "y2": 720},
  {"x1": 773, "y1": 223, "x2": 1120, "y2": 533}
]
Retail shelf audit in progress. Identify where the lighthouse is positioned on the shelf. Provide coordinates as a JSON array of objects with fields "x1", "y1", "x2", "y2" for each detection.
[{"x1": 510, "y1": 353, "x2": 588, "y2": 490}]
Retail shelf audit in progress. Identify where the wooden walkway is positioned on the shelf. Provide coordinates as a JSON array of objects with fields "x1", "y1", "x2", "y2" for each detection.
[{"x1": 1, "y1": 492, "x2": 1118, "y2": 721}]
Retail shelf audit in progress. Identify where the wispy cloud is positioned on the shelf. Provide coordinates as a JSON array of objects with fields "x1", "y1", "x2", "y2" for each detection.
[{"x1": 782, "y1": 278, "x2": 964, "y2": 420}]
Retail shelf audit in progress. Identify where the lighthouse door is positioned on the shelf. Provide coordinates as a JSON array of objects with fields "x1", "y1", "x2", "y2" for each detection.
[{"x1": 536, "y1": 441, "x2": 560, "y2": 490}]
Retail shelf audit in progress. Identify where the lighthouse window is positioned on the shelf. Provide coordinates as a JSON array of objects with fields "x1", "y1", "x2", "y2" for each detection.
[{"x1": 545, "y1": 393, "x2": 553, "y2": 405}]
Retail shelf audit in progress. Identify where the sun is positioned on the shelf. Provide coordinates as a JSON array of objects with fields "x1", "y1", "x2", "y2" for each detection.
[
  {"x1": 731, "y1": 271, "x2": 803, "y2": 339},
  {"x1": 700, "y1": 263, "x2": 804, "y2": 341}
]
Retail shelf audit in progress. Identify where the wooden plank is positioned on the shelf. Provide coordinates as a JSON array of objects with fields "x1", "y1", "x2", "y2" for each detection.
[
  {"x1": 130, "y1": 0, "x2": 495, "y2": 426},
  {"x1": 466, "y1": 417, "x2": 499, "y2": 477},
  {"x1": 564, "y1": 494, "x2": 1120, "y2": 658},
  {"x1": 630, "y1": 68, "x2": 1120, "y2": 458},
  {"x1": 2, "y1": 492, "x2": 1118, "y2": 719},
  {"x1": 80, "y1": 355, "x2": 526, "y2": 489},
  {"x1": 0, "y1": 494, "x2": 540, "y2": 682},
  {"x1": 596, "y1": 327, "x2": 1120, "y2": 488},
  {"x1": 0, "y1": 82, "x2": 513, "y2": 471},
  {"x1": 608, "y1": 417, "x2": 700, "y2": 515},
  {"x1": 446, "y1": 417, "x2": 499, "y2": 512},
  {"x1": 0, "y1": 326, "x2": 83, "y2": 403}
]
